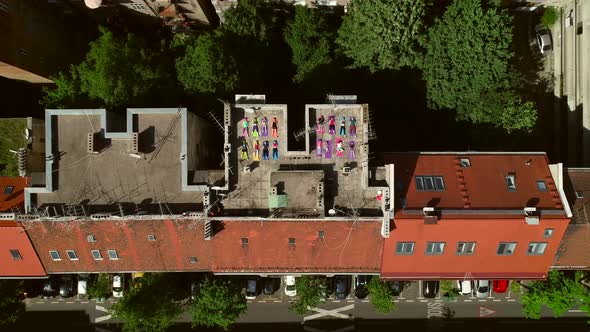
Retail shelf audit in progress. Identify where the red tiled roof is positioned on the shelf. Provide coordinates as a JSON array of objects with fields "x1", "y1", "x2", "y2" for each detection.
[
  {"x1": 25, "y1": 219, "x2": 383, "y2": 274},
  {"x1": 384, "y1": 153, "x2": 563, "y2": 211},
  {"x1": 0, "y1": 223, "x2": 46, "y2": 277},
  {"x1": 210, "y1": 220, "x2": 383, "y2": 273},
  {"x1": 0, "y1": 176, "x2": 28, "y2": 212},
  {"x1": 25, "y1": 219, "x2": 213, "y2": 273},
  {"x1": 552, "y1": 224, "x2": 590, "y2": 269},
  {"x1": 564, "y1": 168, "x2": 590, "y2": 224}
]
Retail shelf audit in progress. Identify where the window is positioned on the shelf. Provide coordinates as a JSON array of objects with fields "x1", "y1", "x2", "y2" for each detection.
[
  {"x1": 189, "y1": 256, "x2": 198, "y2": 264},
  {"x1": 91, "y1": 250, "x2": 102, "y2": 260},
  {"x1": 49, "y1": 250, "x2": 61, "y2": 261},
  {"x1": 9, "y1": 249, "x2": 22, "y2": 260},
  {"x1": 395, "y1": 242, "x2": 415, "y2": 255},
  {"x1": 505, "y1": 174, "x2": 516, "y2": 192},
  {"x1": 497, "y1": 242, "x2": 517, "y2": 255},
  {"x1": 107, "y1": 249, "x2": 119, "y2": 260},
  {"x1": 66, "y1": 250, "x2": 78, "y2": 260},
  {"x1": 130, "y1": 3, "x2": 145, "y2": 11},
  {"x1": 147, "y1": 234, "x2": 156, "y2": 241},
  {"x1": 425, "y1": 242, "x2": 446, "y2": 255},
  {"x1": 536, "y1": 181, "x2": 547, "y2": 192},
  {"x1": 4, "y1": 186, "x2": 14, "y2": 194},
  {"x1": 415, "y1": 176, "x2": 445, "y2": 191},
  {"x1": 544, "y1": 228, "x2": 554, "y2": 238},
  {"x1": 241, "y1": 238, "x2": 248, "y2": 248},
  {"x1": 576, "y1": 191, "x2": 584, "y2": 199},
  {"x1": 528, "y1": 242, "x2": 547, "y2": 255},
  {"x1": 289, "y1": 238, "x2": 296, "y2": 247},
  {"x1": 87, "y1": 235, "x2": 96, "y2": 243},
  {"x1": 456, "y1": 242, "x2": 476, "y2": 255}
]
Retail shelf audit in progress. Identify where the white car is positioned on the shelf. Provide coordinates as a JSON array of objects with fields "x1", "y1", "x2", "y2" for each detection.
[
  {"x1": 457, "y1": 280, "x2": 473, "y2": 295},
  {"x1": 476, "y1": 280, "x2": 490, "y2": 298},
  {"x1": 284, "y1": 276, "x2": 297, "y2": 297},
  {"x1": 77, "y1": 274, "x2": 88, "y2": 295},
  {"x1": 112, "y1": 274, "x2": 124, "y2": 298},
  {"x1": 535, "y1": 24, "x2": 552, "y2": 54}
]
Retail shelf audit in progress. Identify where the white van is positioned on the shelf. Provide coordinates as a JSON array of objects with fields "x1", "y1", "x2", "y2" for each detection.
[{"x1": 77, "y1": 274, "x2": 88, "y2": 295}]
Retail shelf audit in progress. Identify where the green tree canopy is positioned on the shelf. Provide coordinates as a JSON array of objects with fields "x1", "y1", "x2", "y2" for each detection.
[
  {"x1": 190, "y1": 277, "x2": 247, "y2": 330},
  {"x1": 42, "y1": 27, "x2": 162, "y2": 108},
  {"x1": 176, "y1": 31, "x2": 239, "y2": 94},
  {"x1": 221, "y1": 0, "x2": 276, "y2": 44},
  {"x1": 112, "y1": 273, "x2": 184, "y2": 332},
  {"x1": 337, "y1": 0, "x2": 427, "y2": 72},
  {"x1": 0, "y1": 280, "x2": 24, "y2": 327},
  {"x1": 88, "y1": 273, "x2": 111, "y2": 300},
  {"x1": 366, "y1": 278, "x2": 395, "y2": 313},
  {"x1": 289, "y1": 276, "x2": 325, "y2": 315},
  {"x1": 285, "y1": 6, "x2": 333, "y2": 82},
  {"x1": 521, "y1": 270, "x2": 589, "y2": 319},
  {"x1": 422, "y1": 0, "x2": 535, "y2": 132}
]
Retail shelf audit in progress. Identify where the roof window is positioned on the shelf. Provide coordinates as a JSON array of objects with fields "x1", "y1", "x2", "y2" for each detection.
[
  {"x1": 148, "y1": 234, "x2": 156, "y2": 241},
  {"x1": 107, "y1": 249, "x2": 119, "y2": 260},
  {"x1": 415, "y1": 176, "x2": 445, "y2": 191},
  {"x1": 536, "y1": 181, "x2": 547, "y2": 192},
  {"x1": 576, "y1": 191, "x2": 584, "y2": 199},
  {"x1": 505, "y1": 174, "x2": 516, "y2": 192},
  {"x1": 87, "y1": 235, "x2": 96, "y2": 243},
  {"x1": 189, "y1": 256, "x2": 198, "y2": 264},
  {"x1": 9, "y1": 249, "x2": 22, "y2": 260},
  {"x1": 91, "y1": 250, "x2": 102, "y2": 260},
  {"x1": 66, "y1": 250, "x2": 78, "y2": 260},
  {"x1": 49, "y1": 250, "x2": 61, "y2": 261},
  {"x1": 4, "y1": 186, "x2": 14, "y2": 195}
]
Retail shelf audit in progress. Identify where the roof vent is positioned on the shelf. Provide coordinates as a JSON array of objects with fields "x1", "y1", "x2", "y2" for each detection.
[
  {"x1": 423, "y1": 207, "x2": 435, "y2": 215},
  {"x1": 241, "y1": 238, "x2": 248, "y2": 248},
  {"x1": 318, "y1": 231, "x2": 325, "y2": 239},
  {"x1": 147, "y1": 234, "x2": 156, "y2": 241},
  {"x1": 423, "y1": 207, "x2": 439, "y2": 224},
  {"x1": 189, "y1": 256, "x2": 198, "y2": 264},
  {"x1": 289, "y1": 238, "x2": 296, "y2": 248},
  {"x1": 524, "y1": 207, "x2": 539, "y2": 225},
  {"x1": 87, "y1": 235, "x2": 96, "y2": 243},
  {"x1": 459, "y1": 158, "x2": 471, "y2": 167}
]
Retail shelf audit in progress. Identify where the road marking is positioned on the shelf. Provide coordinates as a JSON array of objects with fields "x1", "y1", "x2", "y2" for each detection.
[
  {"x1": 362, "y1": 300, "x2": 369, "y2": 303},
  {"x1": 478, "y1": 299, "x2": 486, "y2": 302},
  {"x1": 273, "y1": 300, "x2": 282, "y2": 303},
  {"x1": 568, "y1": 309, "x2": 584, "y2": 313},
  {"x1": 96, "y1": 305, "x2": 110, "y2": 313},
  {"x1": 95, "y1": 314, "x2": 112, "y2": 323},
  {"x1": 394, "y1": 300, "x2": 399, "y2": 302},
  {"x1": 347, "y1": 300, "x2": 355, "y2": 303},
  {"x1": 66, "y1": 301, "x2": 74, "y2": 304},
  {"x1": 333, "y1": 300, "x2": 341, "y2": 303},
  {"x1": 435, "y1": 300, "x2": 443, "y2": 303},
  {"x1": 480, "y1": 306, "x2": 496, "y2": 317},
  {"x1": 507, "y1": 299, "x2": 516, "y2": 302},
  {"x1": 259, "y1": 300, "x2": 266, "y2": 303},
  {"x1": 303, "y1": 304, "x2": 354, "y2": 322},
  {"x1": 419, "y1": 300, "x2": 428, "y2": 302},
  {"x1": 493, "y1": 299, "x2": 501, "y2": 302},
  {"x1": 81, "y1": 301, "x2": 89, "y2": 303},
  {"x1": 51, "y1": 301, "x2": 59, "y2": 304},
  {"x1": 406, "y1": 300, "x2": 414, "y2": 302}
]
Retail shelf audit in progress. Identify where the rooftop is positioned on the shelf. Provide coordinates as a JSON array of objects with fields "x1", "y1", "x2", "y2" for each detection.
[
  {"x1": 0, "y1": 176, "x2": 28, "y2": 212},
  {"x1": 564, "y1": 168, "x2": 590, "y2": 224},
  {"x1": 222, "y1": 99, "x2": 383, "y2": 217},
  {"x1": 384, "y1": 152, "x2": 567, "y2": 215},
  {"x1": 0, "y1": 223, "x2": 46, "y2": 277},
  {"x1": 27, "y1": 109, "x2": 213, "y2": 216},
  {"x1": 552, "y1": 224, "x2": 590, "y2": 269}
]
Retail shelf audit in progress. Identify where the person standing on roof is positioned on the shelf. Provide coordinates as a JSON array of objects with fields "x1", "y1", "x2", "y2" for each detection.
[
  {"x1": 271, "y1": 117, "x2": 278, "y2": 137},
  {"x1": 272, "y1": 140, "x2": 279, "y2": 160},
  {"x1": 242, "y1": 117, "x2": 249, "y2": 137},
  {"x1": 339, "y1": 117, "x2": 346, "y2": 136}
]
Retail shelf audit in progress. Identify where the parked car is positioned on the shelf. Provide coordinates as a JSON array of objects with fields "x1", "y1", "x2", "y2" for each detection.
[
  {"x1": 334, "y1": 275, "x2": 350, "y2": 299},
  {"x1": 112, "y1": 274, "x2": 124, "y2": 298},
  {"x1": 535, "y1": 24, "x2": 552, "y2": 54},
  {"x1": 476, "y1": 280, "x2": 490, "y2": 298},
  {"x1": 493, "y1": 280, "x2": 509, "y2": 293},
  {"x1": 422, "y1": 281, "x2": 439, "y2": 298},
  {"x1": 321, "y1": 277, "x2": 333, "y2": 299},
  {"x1": 190, "y1": 281, "x2": 199, "y2": 300},
  {"x1": 457, "y1": 280, "x2": 474, "y2": 296},
  {"x1": 284, "y1": 275, "x2": 297, "y2": 297},
  {"x1": 132, "y1": 272, "x2": 145, "y2": 290},
  {"x1": 42, "y1": 280, "x2": 57, "y2": 298},
  {"x1": 78, "y1": 274, "x2": 88, "y2": 296},
  {"x1": 246, "y1": 279, "x2": 258, "y2": 300},
  {"x1": 354, "y1": 275, "x2": 371, "y2": 299},
  {"x1": 59, "y1": 275, "x2": 75, "y2": 298},
  {"x1": 388, "y1": 281, "x2": 403, "y2": 296},
  {"x1": 263, "y1": 278, "x2": 278, "y2": 295}
]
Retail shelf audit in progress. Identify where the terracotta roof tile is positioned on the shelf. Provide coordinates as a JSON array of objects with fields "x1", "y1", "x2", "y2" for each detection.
[
  {"x1": 553, "y1": 224, "x2": 590, "y2": 269},
  {"x1": 0, "y1": 224, "x2": 46, "y2": 277},
  {"x1": 0, "y1": 176, "x2": 28, "y2": 212}
]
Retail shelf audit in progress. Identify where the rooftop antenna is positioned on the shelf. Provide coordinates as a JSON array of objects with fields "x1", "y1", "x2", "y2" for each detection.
[{"x1": 208, "y1": 111, "x2": 225, "y2": 132}]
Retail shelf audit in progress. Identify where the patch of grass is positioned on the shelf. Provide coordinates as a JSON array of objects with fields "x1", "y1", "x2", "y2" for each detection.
[
  {"x1": 0, "y1": 119, "x2": 27, "y2": 176},
  {"x1": 541, "y1": 6, "x2": 559, "y2": 27}
]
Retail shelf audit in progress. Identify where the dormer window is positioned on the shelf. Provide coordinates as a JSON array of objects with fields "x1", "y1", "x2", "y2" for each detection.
[{"x1": 505, "y1": 174, "x2": 516, "y2": 192}]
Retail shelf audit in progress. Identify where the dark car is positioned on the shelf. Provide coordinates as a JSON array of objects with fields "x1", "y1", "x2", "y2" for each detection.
[
  {"x1": 263, "y1": 278, "x2": 278, "y2": 295},
  {"x1": 388, "y1": 281, "x2": 403, "y2": 296},
  {"x1": 334, "y1": 275, "x2": 350, "y2": 300},
  {"x1": 59, "y1": 275, "x2": 75, "y2": 298},
  {"x1": 42, "y1": 280, "x2": 57, "y2": 298},
  {"x1": 422, "y1": 281, "x2": 439, "y2": 299},
  {"x1": 354, "y1": 275, "x2": 371, "y2": 299},
  {"x1": 246, "y1": 279, "x2": 258, "y2": 300}
]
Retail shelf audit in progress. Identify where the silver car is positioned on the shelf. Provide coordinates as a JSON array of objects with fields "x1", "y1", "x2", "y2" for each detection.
[
  {"x1": 476, "y1": 280, "x2": 490, "y2": 298},
  {"x1": 535, "y1": 24, "x2": 552, "y2": 54}
]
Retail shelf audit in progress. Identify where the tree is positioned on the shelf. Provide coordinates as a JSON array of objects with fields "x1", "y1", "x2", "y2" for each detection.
[
  {"x1": 337, "y1": 0, "x2": 427, "y2": 72},
  {"x1": 41, "y1": 27, "x2": 162, "y2": 108},
  {"x1": 221, "y1": 0, "x2": 276, "y2": 44},
  {"x1": 285, "y1": 6, "x2": 333, "y2": 82},
  {"x1": 521, "y1": 270, "x2": 589, "y2": 319},
  {"x1": 112, "y1": 273, "x2": 183, "y2": 332},
  {"x1": 499, "y1": 98, "x2": 538, "y2": 133},
  {"x1": 88, "y1": 273, "x2": 111, "y2": 300},
  {"x1": 176, "y1": 32, "x2": 239, "y2": 94},
  {"x1": 0, "y1": 280, "x2": 24, "y2": 327},
  {"x1": 422, "y1": 0, "x2": 535, "y2": 132},
  {"x1": 366, "y1": 278, "x2": 395, "y2": 313},
  {"x1": 541, "y1": 6, "x2": 559, "y2": 27},
  {"x1": 190, "y1": 277, "x2": 247, "y2": 330},
  {"x1": 289, "y1": 276, "x2": 324, "y2": 315}
]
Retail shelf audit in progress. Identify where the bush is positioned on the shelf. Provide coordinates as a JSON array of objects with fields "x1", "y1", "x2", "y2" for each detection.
[
  {"x1": 542, "y1": 7, "x2": 559, "y2": 27},
  {"x1": 88, "y1": 273, "x2": 110, "y2": 300},
  {"x1": 366, "y1": 278, "x2": 395, "y2": 313}
]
